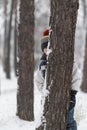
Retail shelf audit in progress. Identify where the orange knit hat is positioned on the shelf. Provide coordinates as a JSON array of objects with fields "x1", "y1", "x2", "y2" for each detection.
[{"x1": 41, "y1": 29, "x2": 49, "y2": 51}]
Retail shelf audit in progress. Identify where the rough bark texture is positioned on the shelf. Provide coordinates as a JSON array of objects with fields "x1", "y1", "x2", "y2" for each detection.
[
  {"x1": 17, "y1": 0, "x2": 34, "y2": 121},
  {"x1": 37, "y1": 0, "x2": 79, "y2": 130},
  {"x1": 81, "y1": 33, "x2": 87, "y2": 92}
]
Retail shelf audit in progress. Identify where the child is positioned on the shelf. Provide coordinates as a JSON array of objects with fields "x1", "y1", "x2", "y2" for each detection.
[
  {"x1": 35, "y1": 29, "x2": 81, "y2": 130},
  {"x1": 35, "y1": 29, "x2": 49, "y2": 127},
  {"x1": 67, "y1": 61, "x2": 81, "y2": 130},
  {"x1": 35, "y1": 29, "x2": 49, "y2": 92}
]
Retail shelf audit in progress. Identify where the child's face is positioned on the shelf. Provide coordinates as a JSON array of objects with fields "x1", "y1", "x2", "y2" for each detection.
[{"x1": 43, "y1": 48, "x2": 47, "y2": 55}]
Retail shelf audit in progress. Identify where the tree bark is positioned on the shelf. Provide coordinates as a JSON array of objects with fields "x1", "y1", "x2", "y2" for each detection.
[
  {"x1": 36, "y1": 0, "x2": 79, "y2": 130},
  {"x1": 17, "y1": 0, "x2": 34, "y2": 121},
  {"x1": 81, "y1": 32, "x2": 87, "y2": 92},
  {"x1": 14, "y1": 0, "x2": 18, "y2": 76},
  {"x1": 3, "y1": 0, "x2": 8, "y2": 73},
  {"x1": 4, "y1": 0, "x2": 14, "y2": 79},
  {"x1": 81, "y1": 0, "x2": 87, "y2": 92}
]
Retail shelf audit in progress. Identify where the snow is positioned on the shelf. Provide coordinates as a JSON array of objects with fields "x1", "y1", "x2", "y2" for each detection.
[
  {"x1": 75, "y1": 92, "x2": 87, "y2": 129},
  {"x1": 0, "y1": 66, "x2": 42, "y2": 130},
  {"x1": 0, "y1": 65, "x2": 87, "y2": 130}
]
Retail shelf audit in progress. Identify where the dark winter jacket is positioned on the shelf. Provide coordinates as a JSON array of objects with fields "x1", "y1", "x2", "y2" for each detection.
[
  {"x1": 39, "y1": 53, "x2": 47, "y2": 79},
  {"x1": 69, "y1": 90, "x2": 77, "y2": 111},
  {"x1": 34, "y1": 53, "x2": 47, "y2": 92}
]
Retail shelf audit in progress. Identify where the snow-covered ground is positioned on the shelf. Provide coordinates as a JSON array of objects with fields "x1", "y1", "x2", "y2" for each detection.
[
  {"x1": 75, "y1": 92, "x2": 87, "y2": 130},
  {"x1": 0, "y1": 66, "x2": 42, "y2": 130},
  {"x1": 0, "y1": 66, "x2": 87, "y2": 130}
]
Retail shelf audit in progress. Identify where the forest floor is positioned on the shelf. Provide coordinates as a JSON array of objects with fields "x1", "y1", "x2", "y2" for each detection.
[{"x1": 0, "y1": 66, "x2": 87, "y2": 130}]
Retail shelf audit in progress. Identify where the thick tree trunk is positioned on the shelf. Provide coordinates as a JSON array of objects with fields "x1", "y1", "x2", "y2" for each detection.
[
  {"x1": 81, "y1": 32, "x2": 87, "y2": 92},
  {"x1": 17, "y1": 0, "x2": 34, "y2": 121},
  {"x1": 36, "y1": 1, "x2": 79, "y2": 130}
]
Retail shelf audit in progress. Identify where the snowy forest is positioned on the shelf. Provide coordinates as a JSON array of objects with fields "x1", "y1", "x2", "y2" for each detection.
[{"x1": 0, "y1": 0, "x2": 87, "y2": 130}]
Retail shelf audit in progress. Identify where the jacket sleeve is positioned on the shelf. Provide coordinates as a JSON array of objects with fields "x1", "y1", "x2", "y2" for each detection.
[
  {"x1": 71, "y1": 61, "x2": 82, "y2": 91},
  {"x1": 39, "y1": 60, "x2": 46, "y2": 79}
]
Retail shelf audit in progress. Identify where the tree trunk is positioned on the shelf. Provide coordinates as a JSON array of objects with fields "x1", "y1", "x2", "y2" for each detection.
[
  {"x1": 17, "y1": 0, "x2": 34, "y2": 121},
  {"x1": 4, "y1": 0, "x2": 14, "y2": 79},
  {"x1": 81, "y1": 32, "x2": 87, "y2": 92},
  {"x1": 14, "y1": 0, "x2": 18, "y2": 76},
  {"x1": 3, "y1": 0, "x2": 8, "y2": 73},
  {"x1": 81, "y1": 0, "x2": 87, "y2": 92},
  {"x1": 36, "y1": 0, "x2": 79, "y2": 130}
]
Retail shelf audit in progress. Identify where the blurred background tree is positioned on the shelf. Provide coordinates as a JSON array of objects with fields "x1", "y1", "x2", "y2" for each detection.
[{"x1": 81, "y1": 0, "x2": 87, "y2": 92}]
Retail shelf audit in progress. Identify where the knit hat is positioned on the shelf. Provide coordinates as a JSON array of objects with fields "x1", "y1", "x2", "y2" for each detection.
[{"x1": 41, "y1": 29, "x2": 49, "y2": 51}]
